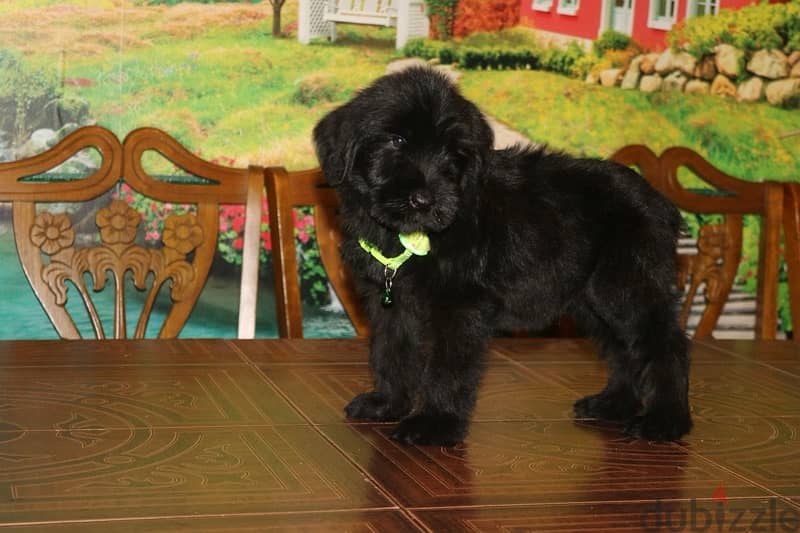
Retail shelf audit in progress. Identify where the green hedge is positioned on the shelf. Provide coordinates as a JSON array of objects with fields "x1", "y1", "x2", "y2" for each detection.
[{"x1": 403, "y1": 37, "x2": 585, "y2": 77}]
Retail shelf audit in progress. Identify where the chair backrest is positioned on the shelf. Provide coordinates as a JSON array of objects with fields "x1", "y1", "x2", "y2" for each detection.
[
  {"x1": 782, "y1": 183, "x2": 800, "y2": 342},
  {"x1": 265, "y1": 166, "x2": 369, "y2": 338},
  {"x1": 0, "y1": 126, "x2": 263, "y2": 339},
  {"x1": 611, "y1": 145, "x2": 783, "y2": 340}
]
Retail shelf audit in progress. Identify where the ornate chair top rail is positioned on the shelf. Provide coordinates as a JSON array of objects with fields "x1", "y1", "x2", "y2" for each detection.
[
  {"x1": 0, "y1": 126, "x2": 264, "y2": 203},
  {"x1": 611, "y1": 145, "x2": 776, "y2": 215}
]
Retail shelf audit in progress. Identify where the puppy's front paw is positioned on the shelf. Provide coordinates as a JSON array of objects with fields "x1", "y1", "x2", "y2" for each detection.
[
  {"x1": 574, "y1": 390, "x2": 639, "y2": 421},
  {"x1": 391, "y1": 413, "x2": 467, "y2": 446},
  {"x1": 345, "y1": 392, "x2": 402, "y2": 421},
  {"x1": 624, "y1": 407, "x2": 692, "y2": 442}
]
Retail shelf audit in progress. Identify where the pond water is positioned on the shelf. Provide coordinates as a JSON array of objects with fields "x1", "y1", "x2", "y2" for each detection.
[{"x1": 0, "y1": 234, "x2": 355, "y2": 339}]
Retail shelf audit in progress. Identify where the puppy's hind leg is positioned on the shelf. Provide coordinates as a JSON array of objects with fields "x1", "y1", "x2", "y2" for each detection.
[
  {"x1": 583, "y1": 264, "x2": 692, "y2": 441},
  {"x1": 623, "y1": 319, "x2": 692, "y2": 441}
]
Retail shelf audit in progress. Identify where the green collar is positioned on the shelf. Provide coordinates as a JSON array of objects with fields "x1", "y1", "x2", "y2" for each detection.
[{"x1": 358, "y1": 231, "x2": 430, "y2": 272}]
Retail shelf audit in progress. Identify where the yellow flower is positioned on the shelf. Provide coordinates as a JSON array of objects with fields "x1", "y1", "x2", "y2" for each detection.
[
  {"x1": 96, "y1": 200, "x2": 140, "y2": 245},
  {"x1": 162, "y1": 213, "x2": 203, "y2": 255},
  {"x1": 30, "y1": 212, "x2": 75, "y2": 255}
]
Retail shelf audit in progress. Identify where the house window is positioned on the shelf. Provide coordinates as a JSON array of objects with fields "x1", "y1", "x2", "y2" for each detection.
[
  {"x1": 689, "y1": 0, "x2": 719, "y2": 17},
  {"x1": 532, "y1": 0, "x2": 553, "y2": 11},
  {"x1": 649, "y1": 0, "x2": 677, "y2": 30},
  {"x1": 556, "y1": 0, "x2": 579, "y2": 15}
]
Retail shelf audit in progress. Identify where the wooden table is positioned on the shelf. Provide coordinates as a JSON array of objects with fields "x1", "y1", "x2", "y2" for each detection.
[{"x1": 0, "y1": 338, "x2": 798, "y2": 530}]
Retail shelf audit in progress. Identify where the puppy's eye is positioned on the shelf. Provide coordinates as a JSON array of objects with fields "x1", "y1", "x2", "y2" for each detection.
[{"x1": 388, "y1": 135, "x2": 407, "y2": 148}]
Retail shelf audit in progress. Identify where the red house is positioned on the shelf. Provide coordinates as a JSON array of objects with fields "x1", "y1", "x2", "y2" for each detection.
[{"x1": 520, "y1": 0, "x2": 788, "y2": 51}]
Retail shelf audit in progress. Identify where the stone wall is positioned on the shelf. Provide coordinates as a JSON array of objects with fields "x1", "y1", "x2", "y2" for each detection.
[{"x1": 590, "y1": 45, "x2": 800, "y2": 108}]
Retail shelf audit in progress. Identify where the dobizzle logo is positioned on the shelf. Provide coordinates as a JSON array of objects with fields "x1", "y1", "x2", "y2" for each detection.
[{"x1": 639, "y1": 484, "x2": 799, "y2": 532}]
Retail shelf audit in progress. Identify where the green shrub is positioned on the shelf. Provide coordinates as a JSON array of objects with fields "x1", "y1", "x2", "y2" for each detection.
[
  {"x1": 292, "y1": 74, "x2": 343, "y2": 107},
  {"x1": 669, "y1": 1, "x2": 800, "y2": 56},
  {"x1": 402, "y1": 39, "x2": 458, "y2": 64},
  {"x1": 540, "y1": 41, "x2": 585, "y2": 76},
  {"x1": 593, "y1": 30, "x2": 631, "y2": 57},
  {"x1": 438, "y1": 45, "x2": 459, "y2": 64},
  {"x1": 403, "y1": 38, "x2": 433, "y2": 59},
  {"x1": 0, "y1": 49, "x2": 62, "y2": 143}
]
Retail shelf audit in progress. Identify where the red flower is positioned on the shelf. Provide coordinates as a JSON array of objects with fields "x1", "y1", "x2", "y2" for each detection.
[
  {"x1": 232, "y1": 215, "x2": 245, "y2": 232},
  {"x1": 233, "y1": 237, "x2": 244, "y2": 250}
]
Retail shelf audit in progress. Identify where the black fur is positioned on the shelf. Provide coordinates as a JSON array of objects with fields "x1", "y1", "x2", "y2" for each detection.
[{"x1": 313, "y1": 67, "x2": 692, "y2": 446}]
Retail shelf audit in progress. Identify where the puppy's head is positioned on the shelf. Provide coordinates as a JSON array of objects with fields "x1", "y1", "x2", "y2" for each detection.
[{"x1": 313, "y1": 67, "x2": 493, "y2": 234}]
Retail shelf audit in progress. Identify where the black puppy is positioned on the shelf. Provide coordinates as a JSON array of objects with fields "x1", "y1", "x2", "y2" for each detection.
[{"x1": 313, "y1": 67, "x2": 691, "y2": 445}]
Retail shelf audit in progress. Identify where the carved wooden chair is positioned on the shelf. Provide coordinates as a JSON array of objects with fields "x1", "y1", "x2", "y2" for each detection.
[
  {"x1": 611, "y1": 145, "x2": 784, "y2": 339},
  {"x1": 782, "y1": 183, "x2": 800, "y2": 342},
  {"x1": 265, "y1": 166, "x2": 368, "y2": 338},
  {"x1": 0, "y1": 126, "x2": 264, "y2": 339}
]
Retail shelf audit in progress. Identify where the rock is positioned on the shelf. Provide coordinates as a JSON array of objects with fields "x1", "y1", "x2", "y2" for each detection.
[
  {"x1": 585, "y1": 72, "x2": 599, "y2": 84},
  {"x1": 662, "y1": 71, "x2": 688, "y2": 93},
  {"x1": 639, "y1": 74, "x2": 663, "y2": 93},
  {"x1": 29, "y1": 128, "x2": 57, "y2": 150},
  {"x1": 737, "y1": 77, "x2": 765, "y2": 102},
  {"x1": 621, "y1": 56, "x2": 643, "y2": 89},
  {"x1": 655, "y1": 49, "x2": 696, "y2": 75},
  {"x1": 640, "y1": 53, "x2": 660, "y2": 75},
  {"x1": 693, "y1": 56, "x2": 717, "y2": 81},
  {"x1": 791, "y1": 62, "x2": 800, "y2": 79},
  {"x1": 710, "y1": 74, "x2": 737, "y2": 98},
  {"x1": 789, "y1": 51, "x2": 800, "y2": 67},
  {"x1": 654, "y1": 49, "x2": 676, "y2": 74},
  {"x1": 675, "y1": 52, "x2": 697, "y2": 76},
  {"x1": 600, "y1": 68, "x2": 622, "y2": 87},
  {"x1": 714, "y1": 44, "x2": 744, "y2": 78},
  {"x1": 685, "y1": 80, "x2": 710, "y2": 95},
  {"x1": 747, "y1": 49, "x2": 788, "y2": 79},
  {"x1": 765, "y1": 78, "x2": 800, "y2": 107}
]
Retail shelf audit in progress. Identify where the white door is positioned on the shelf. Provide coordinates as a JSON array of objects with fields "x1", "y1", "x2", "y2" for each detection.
[{"x1": 612, "y1": 0, "x2": 633, "y2": 34}]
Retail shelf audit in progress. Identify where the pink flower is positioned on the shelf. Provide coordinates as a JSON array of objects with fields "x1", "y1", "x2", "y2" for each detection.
[
  {"x1": 146, "y1": 230, "x2": 161, "y2": 241},
  {"x1": 219, "y1": 219, "x2": 228, "y2": 232},
  {"x1": 232, "y1": 215, "x2": 245, "y2": 233},
  {"x1": 298, "y1": 230, "x2": 309, "y2": 244}
]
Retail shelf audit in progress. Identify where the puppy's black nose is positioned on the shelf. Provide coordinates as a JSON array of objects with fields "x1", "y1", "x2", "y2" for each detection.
[{"x1": 409, "y1": 190, "x2": 433, "y2": 209}]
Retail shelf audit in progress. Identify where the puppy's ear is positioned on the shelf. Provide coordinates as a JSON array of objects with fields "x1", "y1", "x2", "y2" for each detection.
[{"x1": 313, "y1": 106, "x2": 361, "y2": 186}]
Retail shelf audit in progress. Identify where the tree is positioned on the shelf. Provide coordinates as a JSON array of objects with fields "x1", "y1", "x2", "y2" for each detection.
[{"x1": 268, "y1": 0, "x2": 286, "y2": 37}]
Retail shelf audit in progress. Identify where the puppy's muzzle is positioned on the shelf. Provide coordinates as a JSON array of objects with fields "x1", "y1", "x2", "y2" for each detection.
[{"x1": 409, "y1": 189, "x2": 434, "y2": 210}]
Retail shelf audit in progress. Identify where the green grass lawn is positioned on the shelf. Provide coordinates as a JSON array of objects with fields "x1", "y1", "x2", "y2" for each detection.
[{"x1": 460, "y1": 69, "x2": 799, "y2": 184}]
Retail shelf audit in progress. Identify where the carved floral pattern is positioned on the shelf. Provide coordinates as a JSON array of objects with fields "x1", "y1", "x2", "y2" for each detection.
[
  {"x1": 96, "y1": 200, "x2": 140, "y2": 245},
  {"x1": 28, "y1": 200, "x2": 203, "y2": 338},
  {"x1": 30, "y1": 212, "x2": 75, "y2": 255},
  {"x1": 162, "y1": 213, "x2": 203, "y2": 254}
]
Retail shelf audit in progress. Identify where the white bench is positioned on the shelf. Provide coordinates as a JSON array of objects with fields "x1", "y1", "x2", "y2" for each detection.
[
  {"x1": 299, "y1": 0, "x2": 429, "y2": 50},
  {"x1": 324, "y1": 0, "x2": 398, "y2": 27}
]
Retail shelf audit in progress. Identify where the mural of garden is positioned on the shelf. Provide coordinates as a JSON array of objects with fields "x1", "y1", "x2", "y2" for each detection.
[{"x1": 1, "y1": 0, "x2": 798, "y2": 338}]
